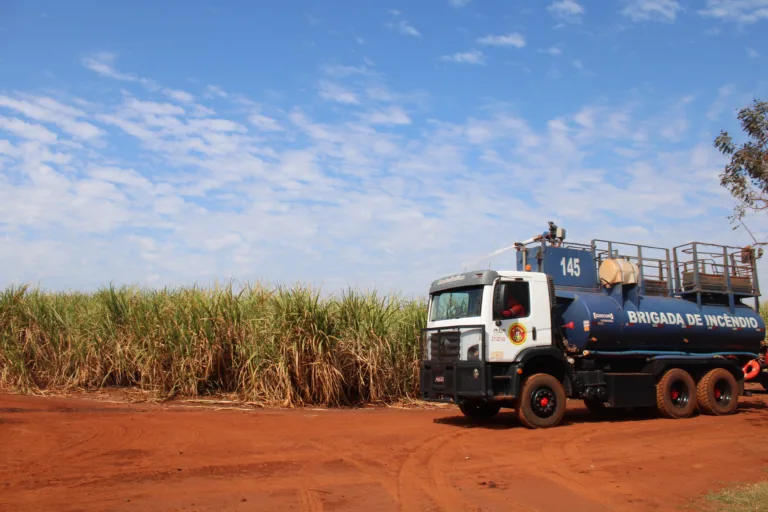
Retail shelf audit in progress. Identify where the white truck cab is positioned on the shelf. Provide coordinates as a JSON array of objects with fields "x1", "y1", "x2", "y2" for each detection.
[
  {"x1": 425, "y1": 270, "x2": 553, "y2": 363},
  {"x1": 420, "y1": 269, "x2": 566, "y2": 428}
]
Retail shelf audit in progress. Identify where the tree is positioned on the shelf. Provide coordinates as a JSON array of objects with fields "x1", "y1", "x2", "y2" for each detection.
[{"x1": 714, "y1": 99, "x2": 768, "y2": 222}]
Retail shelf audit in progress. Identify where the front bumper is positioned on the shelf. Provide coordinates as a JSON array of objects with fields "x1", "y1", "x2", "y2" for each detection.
[{"x1": 419, "y1": 360, "x2": 520, "y2": 403}]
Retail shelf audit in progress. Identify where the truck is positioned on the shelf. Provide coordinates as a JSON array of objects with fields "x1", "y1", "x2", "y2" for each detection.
[{"x1": 419, "y1": 223, "x2": 767, "y2": 429}]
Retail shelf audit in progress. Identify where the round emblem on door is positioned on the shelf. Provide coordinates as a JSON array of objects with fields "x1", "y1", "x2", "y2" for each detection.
[{"x1": 507, "y1": 323, "x2": 527, "y2": 345}]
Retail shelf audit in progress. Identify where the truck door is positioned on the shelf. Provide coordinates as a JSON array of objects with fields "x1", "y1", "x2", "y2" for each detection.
[{"x1": 490, "y1": 277, "x2": 553, "y2": 361}]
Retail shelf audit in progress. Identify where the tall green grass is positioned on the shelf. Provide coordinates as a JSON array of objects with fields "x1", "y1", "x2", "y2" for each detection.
[
  {"x1": 2, "y1": 284, "x2": 766, "y2": 406},
  {"x1": 0, "y1": 284, "x2": 427, "y2": 406}
]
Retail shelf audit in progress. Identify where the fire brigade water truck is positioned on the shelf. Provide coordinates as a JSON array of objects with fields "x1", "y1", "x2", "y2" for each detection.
[{"x1": 419, "y1": 223, "x2": 767, "y2": 429}]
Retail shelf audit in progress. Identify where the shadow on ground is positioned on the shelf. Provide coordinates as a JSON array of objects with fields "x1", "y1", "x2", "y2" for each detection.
[{"x1": 434, "y1": 398, "x2": 768, "y2": 430}]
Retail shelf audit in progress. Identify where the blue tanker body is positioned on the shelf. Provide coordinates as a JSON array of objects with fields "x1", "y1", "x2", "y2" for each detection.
[
  {"x1": 515, "y1": 226, "x2": 765, "y2": 359},
  {"x1": 558, "y1": 289, "x2": 765, "y2": 354}
]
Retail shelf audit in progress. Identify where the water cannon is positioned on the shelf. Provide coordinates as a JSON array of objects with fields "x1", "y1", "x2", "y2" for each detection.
[
  {"x1": 462, "y1": 222, "x2": 567, "y2": 269},
  {"x1": 515, "y1": 221, "x2": 566, "y2": 250}
]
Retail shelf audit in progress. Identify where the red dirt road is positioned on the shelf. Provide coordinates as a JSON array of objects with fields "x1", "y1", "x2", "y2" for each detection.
[{"x1": 2, "y1": 389, "x2": 768, "y2": 512}]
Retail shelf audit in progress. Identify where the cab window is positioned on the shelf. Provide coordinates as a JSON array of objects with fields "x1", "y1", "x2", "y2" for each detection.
[
  {"x1": 430, "y1": 286, "x2": 483, "y2": 321},
  {"x1": 495, "y1": 281, "x2": 530, "y2": 320}
]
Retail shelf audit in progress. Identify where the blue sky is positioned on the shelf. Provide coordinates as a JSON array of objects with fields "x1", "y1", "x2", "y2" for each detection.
[{"x1": 1, "y1": 0, "x2": 767, "y2": 297}]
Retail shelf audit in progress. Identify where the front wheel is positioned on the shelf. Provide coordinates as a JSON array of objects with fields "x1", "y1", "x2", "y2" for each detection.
[
  {"x1": 459, "y1": 400, "x2": 501, "y2": 421},
  {"x1": 516, "y1": 373, "x2": 567, "y2": 429},
  {"x1": 656, "y1": 368, "x2": 697, "y2": 419}
]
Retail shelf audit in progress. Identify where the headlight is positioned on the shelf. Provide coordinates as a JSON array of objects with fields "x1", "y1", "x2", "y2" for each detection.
[{"x1": 461, "y1": 329, "x2": 482, "y2": 361}]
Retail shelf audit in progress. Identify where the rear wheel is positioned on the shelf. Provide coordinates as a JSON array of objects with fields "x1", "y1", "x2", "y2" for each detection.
[
  {"x1": 656, "y1": 368, "x2": 697, "y2": 419},
  {"x1": 516, "y1": 373, "x2": 567, "y2": 429},
  {"x1": 696, "y1": 368, "x2": 739, "y2": 416},
  {"x1": 459, "y1": 400, "x2": 501, "y2": 421}
]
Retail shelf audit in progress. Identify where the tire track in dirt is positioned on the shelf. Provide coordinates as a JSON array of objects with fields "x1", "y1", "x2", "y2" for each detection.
[
  {"x1": 3, "y1": 392, "x2": 768, "y2": 512},
  {"x1": 396, "y1": 429, "x2": 477, "y2": 512},
  {"x1": 306, "y1": 440, "x2": 400, "y2": 501},
  {"x1": 299, "y1": 488, "x2": 325, "y2": 512}
]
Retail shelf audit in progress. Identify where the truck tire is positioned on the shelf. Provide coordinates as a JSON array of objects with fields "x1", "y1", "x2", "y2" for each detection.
[
  {"x1": 696, "y1": 368, "x2": 739, "y2": 416},
  {"x1": 459, "y1": 400, "x2": 501, "y2": 421},
  {"x1": 516, "y1": 373, "x2": 567, "y2": 429},
  {"x1": 655, "y1": 368, "x2": 697, "y2": 419}
]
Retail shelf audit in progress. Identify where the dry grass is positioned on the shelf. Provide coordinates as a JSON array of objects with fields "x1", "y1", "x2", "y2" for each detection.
[
  {"x1": 691, "y1": 481, "x2": 768, "y2": 512},
  {"x1": 0, "y1": 283, "x2": 426, "y2": 406}
]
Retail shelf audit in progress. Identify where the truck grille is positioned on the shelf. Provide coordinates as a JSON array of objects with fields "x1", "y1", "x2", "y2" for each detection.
[{"x1": 429, "y1": 332, "x2": 461, "y2": 362}]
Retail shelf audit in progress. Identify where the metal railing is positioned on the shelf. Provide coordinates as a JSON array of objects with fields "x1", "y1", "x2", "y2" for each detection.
[
  {"x1": 673, "y1": 242, "x2": 760, "y2": 297},
  {"x1": 592, "y1": 239, "x2": 673, "y2": 296}
]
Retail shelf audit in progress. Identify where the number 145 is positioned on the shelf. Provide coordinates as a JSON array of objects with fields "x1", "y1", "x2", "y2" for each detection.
[{"x1": 560, "y1": 257, "x2": 581, "y2": 276}]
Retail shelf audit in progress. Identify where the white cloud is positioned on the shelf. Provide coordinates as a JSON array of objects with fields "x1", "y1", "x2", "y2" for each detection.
[
  {"x1": 747, "y1": 47, "x2": 760, "y2": 58},
  {"x1": 449, "y1": 0, "x2": 471, "y2": 6},
  {"x1": 82, "y1": 52, "x2": 193, "y2": 105},
  {"x1": 97, "y1": 114, "x2": 154, "y2": 140},
  {"x1": 206, "y1": 85, "x2": 228, "y2": 98},
  {"x1": 395, "y1": 20, "x2": 421, "y2": 37},
  {"x1": 124, "y1": 98, "x2": 186, "y2": 116},
  {"x1": 706, "y1": 83, "x2": 736, "y2": 120},
  {"x1": 477, "y1": 33, "x2": 526, "y2": 48},
  {"x1": 621, "y1": 0, "x2": 682, "y2": 22},
  {"x1": 0, "y1": 95, "x2": 103, "y2": 140},
  {"x1": 386, "y1": 11, "x2": 421, "y2": 37},
  {"x1": 440, "y1": 50, "x2": 486, "y2": 65},
  {"x1": 548, "y1": 0, "x2": 585, "y2": 20},
  {"x1": 0, "y1": 116, "x2": 58, "y2": 143},
  {"x1": 81, "y1": 52, "x2": 141, "y2": 82},
  {"x1": 539, "y1": 47, "x2": 562, "y2": 56},
  {"x1": 699, "y1": 0, "x2": 768, "y2": 23},
  {"x1": 324, "y1": 65, "x2": 374, "y2": 77},
  {"x1": 248, "y1": 113, "x2": 284, "y2": 131},
  {"x1": 3, "y1": 57, "x2": 766, "y2": 298},
  {"x1": 360, "y1": 106, "x2": 411, "y2": 125},
  {"x1": 163, "y1": 88, "x2": 195, "y2": 103},
  {"x1": 87, "y1": 166, "x2": 153, "y2": 191},
  {"x1": 318, "y1": 81, "x2": 360, "y2": 104}
]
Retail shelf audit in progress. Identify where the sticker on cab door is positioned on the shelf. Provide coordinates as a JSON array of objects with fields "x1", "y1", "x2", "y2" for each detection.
[
  {"x1": 490, "y1": 351, "x2": 504, "y2": 361},
  {"x1": 491, "y1": 332, "x2": 507, "y2": 343},
  {"x1": 491, "y1": 326, "x2": 507, "y2": 343},
  {"x1": 507, "y1": 323, "x2": 527, "y2": 345}
]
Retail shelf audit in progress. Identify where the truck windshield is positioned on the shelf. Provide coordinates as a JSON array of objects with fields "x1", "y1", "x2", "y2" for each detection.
[{"x1": 430, "y1": 286, "x2": 484, "y2": 321}]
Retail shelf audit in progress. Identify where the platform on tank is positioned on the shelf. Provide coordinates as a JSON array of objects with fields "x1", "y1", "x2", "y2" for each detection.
[{"x1": 680, "y1": 271, "x2": 754, "y2": 294}]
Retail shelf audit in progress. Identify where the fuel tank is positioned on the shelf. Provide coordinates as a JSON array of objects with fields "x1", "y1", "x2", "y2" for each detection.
[{"x1": 559, "y1": 290, "x2": 765, "y2": 354}]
